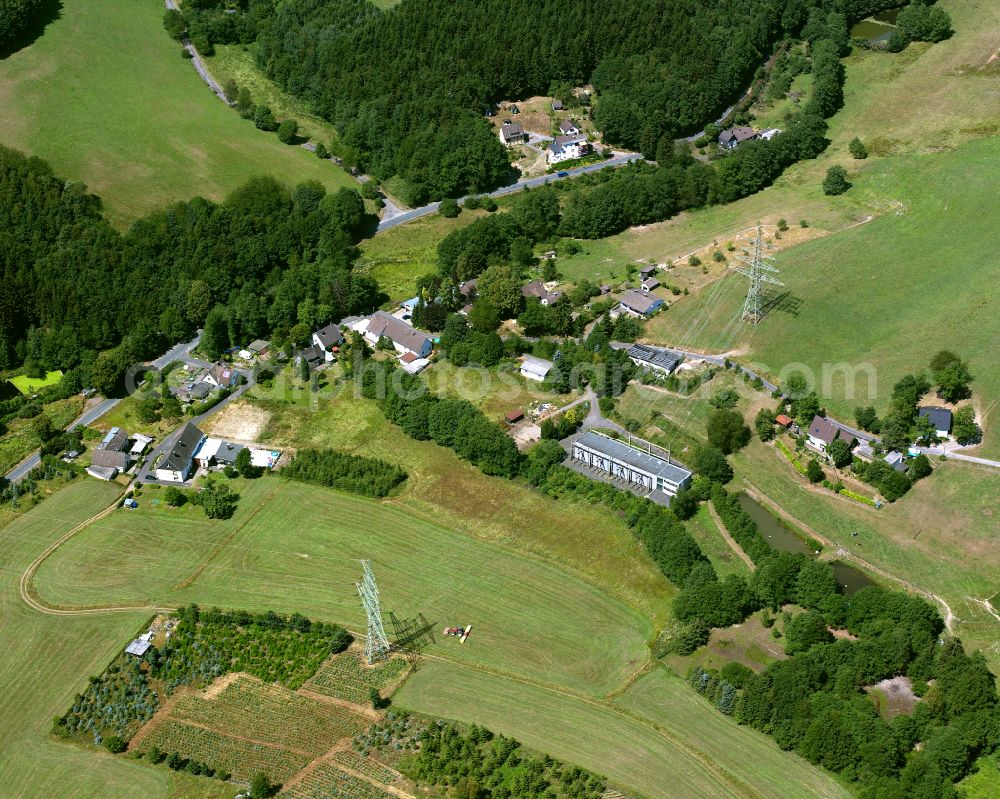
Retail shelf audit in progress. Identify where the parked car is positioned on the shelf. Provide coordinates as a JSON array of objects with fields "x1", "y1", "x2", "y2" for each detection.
[{"x1": 557, "y1": 170, "x2": 569, "y2": 177}]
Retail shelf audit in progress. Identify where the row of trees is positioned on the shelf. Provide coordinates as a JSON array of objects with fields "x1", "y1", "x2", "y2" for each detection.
[
  {"x1": 0, "y1": 145, "x2": 384, "y2": 377},
  {"x1": 281, "y1": 448, "x2": 408, "y2": 497}
]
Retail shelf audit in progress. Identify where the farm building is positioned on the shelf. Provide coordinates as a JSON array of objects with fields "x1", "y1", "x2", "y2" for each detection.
[
  {"x1": 774, "y1": 414, "x2": 793, "y2": 428},
  {"x1": 618, "y1": 289, "x2": 663, "y2": 317},
  {"x1": 499, "y1": 121, "x2": 528, "y2": 145},
  {"x1": 639, "y1": 265, "x2": 658, "y2": 278},
  {"x1": 521, "y1": 280, "x2": 561, "y2": 306},
  {"x1": 311, "y1": 323, "x2": 343, "y2": 362},
  {"x1": 520, "y1": 355, "x2": 555, "y2": 382},
  {"x1": 359, "y1": 311, "x2": 434, "y2": 358},
  {"x1": 125, "y1": 640, "x2": 151, "y2": 657},
  {"x1": 505, "y1": 409, "x2": 524, "y2": 424},
  {"x1": 86, "y1": 464, "x2": 119, "y2": 481},
  {"x1": 155, "y1": 422, "x2": 206, "y2": 482},
  {"x1": 641, "y1": 277, "x2": 660, "y2": 293},
  {"x1": 571, "y1": 430, "x2": 692, "y2": 498},
  {"x1": 627, "y1": 344, "x2": 682, "y2": 375},
  {"x1": 919, "y1": 406, "x2": 952, "y2": 437},
  {"x1": 90, "y1": 426, "x2": 133, "y2": 473}
]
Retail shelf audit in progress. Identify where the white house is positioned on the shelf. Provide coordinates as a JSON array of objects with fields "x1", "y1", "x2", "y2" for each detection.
[
  {"x1": 547, "y1": 134, "x2": 589, "y2": 165},
  {"x1": 558, "y1": 119, "x2": 580, "y2": 136},
  {"x1": 500, "y1": 121, "x2": 529, "y2": 145},
  {"x1": 311, "y1": 323, "x2": 343, "y2": 363},
  {"x1": 918, "y1": 406, "x2": 952, "y2": 438},
  {"x1": 362, "y1": 311, "x2": 434, "y2": 358},
  {"x1": 627, "y1": 344, "x2": 682, "y2": 376},
  {"x1": 155, "y1": 422, "x2": 205, "y2": 483},
  {"x1": 718, "y1": 126, "x2": 757, "y2": 150},
  {"x1": 520, "y1": 355, "x2": 554, "y2": 382},
  {"x1": 201, "y1": 362, "x2": 238, "y2": 388}
]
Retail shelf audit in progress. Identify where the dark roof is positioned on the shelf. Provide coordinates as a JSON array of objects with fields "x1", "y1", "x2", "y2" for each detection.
[
  {"x1": 719, "y1": 126, "x2": 757, "y2": 144},
  {"x1": 248, "y1": 339, "x2": 269, "y2": 353},
  {"x1": 639, "y1": 265, "x2": 657, "y2": 275},
  {"x1": 460, "y1": 278, "x2": 477, "y2": 298},
  {"x1": 575, "y1": 431, "x2": 692, "y2": 484},
  {"x1": 160, "y1": 423, "x2": 205, "y2": 473},
  {"x1": 521, "y1": 280, "x2": 561, "y2": 304},
  {"x1": 558, "y1": 119, "x2": 578, "y2": 133},
  {"x1": 807, "y1": 415, "x2": 839, "y2": 445},
  {"x1": 619, "y1": 289, "x2": 662, "y2": 315},
  {"x1": 505, "y1": 409, "x2": 524, "y2": 423},
  {"x1": 313, "y1": 322, "x2": 343, "y2": 349},
  {"x1": 368, "y1": 311, "x2": 433, "y2": 354},
  {"x1": 641, "y1": 277, "x2": 660, "y2": 290},
  {"x1": 100, "y1": 427, "x2": 129, "y2": 452},
  {"x1": 551, "y1": 99, "x2": 564, "y2": 110},
  {"x1": 214, "y1": 441, "x2": 244, "y2": 465},
  {"x1": 299, "y1": 344, "x2": 325, "y2": 365},
  {"x1": 627, "y1": 344, "x2": 682, "y2": 373},
  {"x1": 91, "y1": 449, "x2": 129, "y2": 469},
  {"x1": 549, "y1": 133, "x2": 587, "y2": 155},
  {"x1": 919, "y1": 406, "x2": 952, "y2": 431},
  {"x1": 500, "y1": 121, "x2": 525, "y2": 140},
  {"x1": 207, "y1": 362, "x2": 236, "y2": 385}
]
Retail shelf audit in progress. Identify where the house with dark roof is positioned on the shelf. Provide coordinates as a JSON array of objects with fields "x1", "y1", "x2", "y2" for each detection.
[
  {"x1": 639, "y1": 265, "x2": 658, "y2": 278},
  {"x1": 641, "y1": 277, "x2": 660, "y2": 293},
  {"x1": 627, "y1": 344, "x2": 682, "y2": 376},
  {"x1": 551, "y1": 99, "x2": 564, "y2": 111},
  {"x1": 311, "y1": 323, "x2": 343, "y2": 363},
  {"x1": 363, "y1": 311, "x2": 433, "y2": 357},
  {"x1": 499, "y1": 121, "x2": 528, "y2": 145},
  {"x1": 558, "y1": 119, "x2": 580, "y2": 136},
  {"x1": 919, "y1": 406, "x2": 952, "y2": 438},
  {"x1": 618, "y1": 289, "x2": 663, "y2": 317},
  {"x1": 202, "y1": 362, "x2": 238, "y2": 388},
  {"x1": 155, "y1": 422, "x2": 206, "y2": 482},
  {"x1": 522, "y1": 280, "x2": 561, "y2": 306},
  {"x1": 807, "y1": 415, "x2": 855, "y2": 451},
  {"x1": 296, "y1": 344, "x2": 325, "y2": 369},
  {"x1": 91, "y1": 448, "x2": 130, "y2": 471},
  {"x1": 547, "y1": 133, "x2": 589, "y2": 165},
  {"x1": 718, "y1": 126, "x2": 758, "y2": 150}
]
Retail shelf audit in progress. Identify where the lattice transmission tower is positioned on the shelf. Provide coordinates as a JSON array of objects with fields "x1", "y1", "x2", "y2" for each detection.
[
  {"x1": 356, "y1": 560, "x2": 392, "y2": 664},
  {"x1": 730, "y1": 225, "x2": 784, "y2": 324}
]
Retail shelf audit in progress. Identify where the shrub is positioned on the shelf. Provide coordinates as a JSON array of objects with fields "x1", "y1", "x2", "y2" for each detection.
[
  {"x1": 822, "y1": 165, "x2": 850, "y2": 196},
  {"x1": 314, "y1": 142, "x2": 329, "y2": 159},
  {"x1": 276, "y1": 119, "x2": 298, "y2": 144},
  {"x1": 806, "y1": 458, "x2": 824, "y2": 483},
  {"x1": 848, "y1": 137, "x2": 868, "y2": 159},
  {"x1": 254, "y1": 106, "x2": 278, "y2": 132},
  {"x1": 104, "y1": 735, "x2": 127, "y2": 753},
  {"x1": 163, "y1": 486, "x2": 187, "y2": 507},
  {"x1": 438, "y1": 198, "x2": 461, "y2": 218}
]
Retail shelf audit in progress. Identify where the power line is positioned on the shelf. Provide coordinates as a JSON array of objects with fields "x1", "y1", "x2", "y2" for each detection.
[{"x1": 729, "y1": 225, "x2": 784, "y2": 324}]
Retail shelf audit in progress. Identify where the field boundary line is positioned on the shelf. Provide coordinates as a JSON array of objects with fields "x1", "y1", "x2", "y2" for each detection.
[
  {"x1": 708, "y1": 501, "x2": 757, "y2": 571},
  {"x1": 296, "y1": 688, "x2": 381, "y2": 720}
]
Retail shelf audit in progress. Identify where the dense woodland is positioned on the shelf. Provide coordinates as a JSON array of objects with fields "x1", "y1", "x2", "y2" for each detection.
[
  {"x1": 170, "y1": 0, "x2": 918, "y2": 201},
  {"x1": 0, "y1": 0, "x2": 43, "y2": 51},
  {"x1": 0, "y1": 146, "x2": 380, "y2": 380}
]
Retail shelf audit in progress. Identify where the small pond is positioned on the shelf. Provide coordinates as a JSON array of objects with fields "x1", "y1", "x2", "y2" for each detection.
[
  {"x1": 736, "y1": 494, "x2": 874, "y2": 596},
  {"x1": 850, "y1": 9, "x2": 899, "y2": 43}
]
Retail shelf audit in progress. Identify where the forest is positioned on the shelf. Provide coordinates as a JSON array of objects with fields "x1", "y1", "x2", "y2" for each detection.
[
  {"x1": 171, "y1": 0, "x2": 914, "y2": 201},
  {"x1": 0, "y1": 145, "x2": 381, "y2": 381},
  {"x1": 0, "y1": 0, "x2": 43, "y2": 51}
]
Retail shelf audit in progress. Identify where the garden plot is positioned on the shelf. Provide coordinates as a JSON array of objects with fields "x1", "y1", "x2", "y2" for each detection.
[{"x1": 302, "y1": 649, "x2": 409, "y2": 705}]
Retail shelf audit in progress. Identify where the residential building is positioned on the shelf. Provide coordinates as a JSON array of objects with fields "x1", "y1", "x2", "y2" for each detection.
[
  {"x1": 572, "y1": 430, "x2": 692, "y2": 498},
  {"x1": 884, "y1": 451, "x2": 907, "y2": 472},
  {"x1": 547, "y1": 134, "x2": 589, "y2": 165},
  {"x1": 638, "y1": 265, "x2": 658, "y2": 278},
  {"x1": 759, "y1": 128, "x2": 782, "y2": 141},
  {"x1": 618, "y1": 289, "x2": 664, "y2": 317},
  {"x1": 627, "y1": 344, "x2": 682, "y2": 376},
  {"x1": 558, "y1": 119, "x2": 580, "y2": 136},
  {"x1": 91, "y1": 448, "x2": 130, "y2": 471},
  {"x1": 363, "y1": 311, "x2": 434, "y2": 357},
  {"x1": 202, "y1": 362, "x2": 238, "y2": 388},
  {"x1": 522, "y1": 280, "x2": 561, "y2": 306},
  {"x1": 718, "y1": 126, "x2": 757, "y2": 150},
  {"x1": 807, "y1": 415, "x2": 855, "y2": 451},
  {"x1": 296, "y1": 344, "x2": 325, "y2": 369},
  {"x1": 551, "y1": 99, "x2": 564, "y2": 111},
  {"x1": 99, "y1": 427, "x2": 129, "y2": 453},
  {"x1": 919, "y1": 406, "x2": 952, "y2": 437},
  {"x1": 774, "y1": 414, "x2": 793, "y2": 428},
  {"x1": 91, "y1": 426, "x2": 132, "y2": 473},
  {"x1": 311, "y1": 322, "x2": 343, "y2": 363},
  {"x1": 500, "y1": 121, "x2": 528, "y2": 145},
  {"x1": 248, "y1": 339, "x2": 270, "y2": 358},
  {"x1": 155, "y1": 422, "x2": 206, "y2": 482},
  {"x1": 520, "y1": 355, "x2": 554, "y2": 383},
  {"x1": 195, "y1": 438, "x2": 244, "y2": 470},
  {"x1": 641, "y1": 277, "x2": 660, "y2": 293}
]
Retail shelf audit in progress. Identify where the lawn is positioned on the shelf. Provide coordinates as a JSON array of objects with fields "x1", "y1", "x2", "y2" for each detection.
[
  {"x1": 0, "y1": 396, "x2": 84, "y2": 474},
  {"x1": 9, "y1": 371, "x2": 63, "y2": 394},
  {"x1": 0, "y1": 480, "x2": 231, "y2": 799},
  {"x1": 34, "y1": 477, "x2": 652, "y2": 696},
  {"x1": 396, "y1": 659, "x2": 850, "y2": 799},
  {"x1": 685, "y1": 505, "x2": 751, "y2": 580},
  {"x1": 645, "y1": 136, "x2": 1000, "y2": 456},
  {"x1": 0, "y1": 0, "x2": 357, "y2": 225}
]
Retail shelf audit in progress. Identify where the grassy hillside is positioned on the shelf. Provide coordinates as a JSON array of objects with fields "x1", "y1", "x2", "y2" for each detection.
[
  {"x1": 396, "y1": 660, "x2": 850, "y2": 799},
  {"x1": 645, "y1": 136, "x2": 1000, "y2": 455},
  {"x1": 34, "y1": 478, "x2": 650, "y2": 696},
  {"x1": 0, "y1": 481, "x2": 231, "y2": 799},
  {"x1": 0, "y1": 0, "x2": 357, "y2": 225}
]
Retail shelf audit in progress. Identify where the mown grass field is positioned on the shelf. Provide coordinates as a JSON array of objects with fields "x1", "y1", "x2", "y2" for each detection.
[
  {"x1": 396, "y1": 659, "x2": 850, "y2": 799},
  {"x1": 0, "y1": 0, "x2": 356, "y2": 225},
  {"x1": 9, "y1": 371, "x2": 63, "y2": 394},
  {"x1": 35, "y1": 477, "x2": 652, "y2": 696},
  {"x1": 0, "y1": 481, "x2": 232, "y2": 799}
]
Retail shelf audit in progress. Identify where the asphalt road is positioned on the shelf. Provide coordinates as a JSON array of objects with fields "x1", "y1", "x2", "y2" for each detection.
[
  {"x1": 4, "y1": 335, "x2": 205, "y2": 484},
  {"x1": 376, "y1": 154, "x2": 643, "y2": 233}
]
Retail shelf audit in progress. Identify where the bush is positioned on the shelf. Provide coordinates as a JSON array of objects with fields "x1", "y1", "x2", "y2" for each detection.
[
  {"x1": 438, "y1": 198, "x2": 461, "y2": 218},
  {"x1": 692, "y1": 446, "x2": 733, "y2": 484},
  {"x1": 163, "y1": 486, "x2": 187, "y2": 507},
  {"x1": 822, "y1": 165, "x2": 850, "y2": 196},
  {"x1": 254, "y1": 106, "x2": 278, "y2": 132},
  {"x1": 314, "y1": 142, "x2": 329, "y2": 159},
  {"x1": 848, "y1": 137, "x2": 868, "y2": 159},
  {"x1": 104, "y1": 735, "x2": 127, "y2": 753},
  {"x1": 706, "y1": 409, "x2": 751, "y2": 454},
  {"x1": 276, "y1": 119, "x2": 299, "y2": 144},
  {"x1": 806, "y1": 458, "x2": 824, "y2": 483}
]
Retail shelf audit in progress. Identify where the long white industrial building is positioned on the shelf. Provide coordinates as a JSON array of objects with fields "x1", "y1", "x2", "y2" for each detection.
[{"x1": 571, "y1": 430, "x2": 692, "y2": 498}]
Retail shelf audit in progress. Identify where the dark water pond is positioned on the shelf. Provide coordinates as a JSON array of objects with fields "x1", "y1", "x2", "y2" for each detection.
[
  {"x1": 851, "y1": 9, "x2": 899, "y2": 42},
  {"x1": 736, "y1": 494, "x2": 874, "y2": 596}
]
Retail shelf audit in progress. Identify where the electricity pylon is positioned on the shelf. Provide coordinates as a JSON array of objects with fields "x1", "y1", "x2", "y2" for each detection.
[
  {"x1": 730, "y1": 225, "x2": 784, "y2": 324},
  {"x1": 356, "y1": 560, "x2": 392, "y2": 664}
]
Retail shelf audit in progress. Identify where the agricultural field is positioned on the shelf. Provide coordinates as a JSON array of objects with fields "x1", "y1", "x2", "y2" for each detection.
[
  {"x1": 303, "y1": 650, "x2": 408, "y2": 705},
  {"x1": 280, "y1": 761, "x2": 395, "y2": 799},
  {"x1": 0, "y1": 0, "x2": 357, "y2": 225},
  {"x1": 396, "y1": 659, "x2": 850, "y2": 799},
  {"x1": 0, "y1": 480, "x2": 238, "y2": 799},
  {"x1": 34, "y1": 476, "x2": 652, "y2": 697}
]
